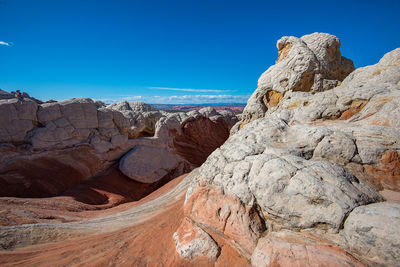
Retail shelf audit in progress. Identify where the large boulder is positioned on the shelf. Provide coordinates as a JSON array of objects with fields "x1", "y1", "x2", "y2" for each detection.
[
  {"x1": 343, "y1": 202, "x2": 400, "y2": 266},
  {"x1": 0, "y1": 97, "x2": 134, "y2": 197},
  {"x1": 119, "y1": 145, "x2": 183, "y2": 183},
  {"x1": 173, "y1": 217, "x2": 220, "y2": 260}
]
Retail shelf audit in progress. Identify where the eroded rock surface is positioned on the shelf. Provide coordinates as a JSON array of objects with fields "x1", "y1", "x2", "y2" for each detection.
[
  {"x1": 191, "y1": 118, "x2": 382, "y2": 231},
  {"x1": 175, "y1": 34, "x2": 400, "y2": 266},
  {"x1": 0, "y1": 97, "x2": 237, "y2": 196},
  {"x1": 119, "y1": 108, "x2": 236, "y2": 183},
  {"x1": 173, "y1": 116, "x2": 230, "y2": 166},
  {"x1": 183, "y1": 181, "x2": 265, "y2": 257},
  {"x1": 251, "y1": 231, "x2": 364, "y2": 267},
  {"x1": 173, "y1": 217, "x2": 220, "y2": 260},
  {"x1": 242, "y1": 32, "x2": 355, "y2": 121},
  {"x1": 108, "y1": 101, "x2": 162, "y2": 138},
  {"x1": 343, "y1": 202, "x2": 400, "y2": 266}
]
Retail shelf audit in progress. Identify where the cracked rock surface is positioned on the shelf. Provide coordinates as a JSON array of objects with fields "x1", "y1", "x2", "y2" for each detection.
[{"x1": 176, "y1": 33, "x2": 400, "y2": 266}]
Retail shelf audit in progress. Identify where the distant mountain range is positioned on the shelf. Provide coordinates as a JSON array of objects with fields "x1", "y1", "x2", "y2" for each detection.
[{"x1": 150, "y1": 103, "x2": 245, "y2": 113}]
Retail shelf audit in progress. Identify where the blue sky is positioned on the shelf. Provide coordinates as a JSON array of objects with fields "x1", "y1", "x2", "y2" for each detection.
[{"x1": 0, "y1": 0, "x2": 399, "y2": 104}]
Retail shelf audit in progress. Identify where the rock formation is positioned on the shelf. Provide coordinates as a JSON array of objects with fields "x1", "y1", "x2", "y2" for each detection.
[
  {"x1": 173, "y1": 217, "x2": 220, "y2": 260},
  {"x1": 0, "y1": 97, "x2": 237, "y2": 197},
  {"x1": 0, "y1": 89, "x2": 46, "y2": 104},
  {"x1": 118, "y1": 107, "x2": 235, "y2": 183},
  {"x1": 242, "y1": 32, "x2": 355, "y2": 123},
  {"x1": 175, "y1": 33, "x2": 400, "y2": 266},
  {"x1": 1, "y1": 32, "x2": 399, "y2": 267}
]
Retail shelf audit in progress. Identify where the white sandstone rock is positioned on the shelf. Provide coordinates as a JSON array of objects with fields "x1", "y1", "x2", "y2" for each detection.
[
  {"x1": 343, "y1": 202, "x2": 400, "y2": 266},
  {"x1": 243, "y1": 32, "x2": 354, "y2": 121},
  {"x1": 119, "y1": 145, "x2": 181, "y2": 183}
]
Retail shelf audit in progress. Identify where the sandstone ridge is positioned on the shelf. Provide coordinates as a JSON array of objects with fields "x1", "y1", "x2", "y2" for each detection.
[{"x1": 176, "y1": 33, "x2": 400, "y2": 266}]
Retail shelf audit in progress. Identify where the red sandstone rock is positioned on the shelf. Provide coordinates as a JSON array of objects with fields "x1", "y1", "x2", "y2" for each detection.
[
  {"x1": 0, "y1": 167, "x2": 188, "y2": 226},
  {"x1": 173, "y1": 116, "x2": 230, "y2": 167},
  {"x1": 364, "y1": 150, "x2": 400, "y2": 192},
  {"x1": 173, "y1": 217, "x2": 220, "y2": 260},
  {"x1": 0, "y1": 145, "x2": 104, "y2": 198},
  {"x1": 251, "y1": 233, "x2": 365, "y2": 267},
  {"x1": 183, "y1": 184, "x2": 265, "y2": 257},
  {"x1": 0, "y1": 177, "x2": 248, "y2": 267}
]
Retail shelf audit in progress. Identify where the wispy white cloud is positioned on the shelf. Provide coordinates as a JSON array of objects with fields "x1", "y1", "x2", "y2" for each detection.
[
  {"x1": 96, "y1": 94, "x2": 250, "y2": 105},
  {"x1": 148, "y1": 86, "x2": 229, "y2": 93},
  {"x1": 0, "y1": 41, "x2": 12, "y2": 46}
]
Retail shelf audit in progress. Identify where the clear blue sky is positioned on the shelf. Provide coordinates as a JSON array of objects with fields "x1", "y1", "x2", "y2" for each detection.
[{"x1": 0, "y1": 0, "x2": 399, "y2": 104}]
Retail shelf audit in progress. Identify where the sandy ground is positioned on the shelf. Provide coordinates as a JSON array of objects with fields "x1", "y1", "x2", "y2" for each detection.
[{"x1": 0, "y1": 174, "x2": 249, "y2": 266}]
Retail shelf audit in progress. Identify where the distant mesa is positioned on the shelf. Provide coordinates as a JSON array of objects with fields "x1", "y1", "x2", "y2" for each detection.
[{"x1": 151, "y1": 103, "x2": 245, "y2": 113}]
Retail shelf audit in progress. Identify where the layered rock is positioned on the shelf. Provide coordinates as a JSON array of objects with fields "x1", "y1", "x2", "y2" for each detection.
[
  {"x1": 0, "y1": 97, "x2": 237, "y2": 197},
  {"x1": 183, "y1": 180, "x2": 265, "y2": 257},
  {"x1": 0, "y1": 98, "x2": 129, "y2": 197},
  {"x1": 251, "y1": 231, "x2": 364, "y2": 267},
  {"x1": 175, "y1": 33, "x2": 400, "y2": 266}
]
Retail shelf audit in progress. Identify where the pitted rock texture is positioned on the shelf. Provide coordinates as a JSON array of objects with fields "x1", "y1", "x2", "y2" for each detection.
[
  {"x1": 236, "y1": 47, "x2": 400, "y2": 131},
  {"x1": 242, "y1": 32, "x2": 355, "y2": 121},
  {"x1": 173, "y1": 217, "x2": 220, "y2": 260}
]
